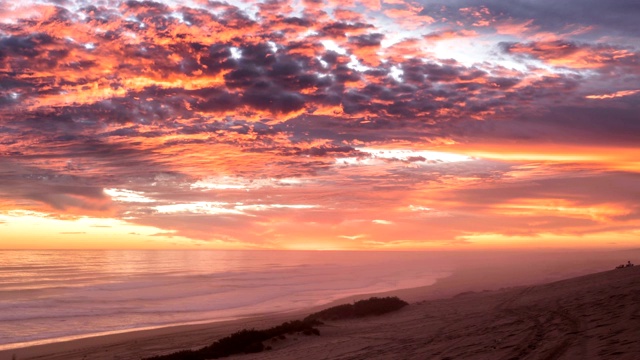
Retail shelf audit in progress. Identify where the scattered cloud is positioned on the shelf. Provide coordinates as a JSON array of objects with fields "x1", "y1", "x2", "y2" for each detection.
[{"x1": 1, "y1": 0, "x2": 639, "y2": 249}]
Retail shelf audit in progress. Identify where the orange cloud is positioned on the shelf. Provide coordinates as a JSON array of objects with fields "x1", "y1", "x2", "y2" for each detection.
[
  {"x1": 501, "y1": 40, "x2": 638, "y2": 69},
  {"x1": 359, "y1": 0, "x2": 381, "y2": 11}
]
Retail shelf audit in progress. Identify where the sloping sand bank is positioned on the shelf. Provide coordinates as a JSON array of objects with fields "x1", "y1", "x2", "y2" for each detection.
[
  {"x1": 244, "y1": 266, "x2": 640, "y2": 360},
  {"x1": 4, "y1": 266, "x2": 639, "y2": 360}
]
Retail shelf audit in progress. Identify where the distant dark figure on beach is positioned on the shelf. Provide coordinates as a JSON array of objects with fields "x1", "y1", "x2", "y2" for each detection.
[{"x1": 616, "y1": 261, "x2": 634, "y2": 269}]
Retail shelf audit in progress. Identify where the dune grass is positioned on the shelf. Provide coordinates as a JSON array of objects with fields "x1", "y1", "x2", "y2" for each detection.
[
  {"x1": 305, "y1": 296, "x2": 408, "y2": 321},
  {"x1": 144, "y1": 296, "x2": 407, "y2": 360}
]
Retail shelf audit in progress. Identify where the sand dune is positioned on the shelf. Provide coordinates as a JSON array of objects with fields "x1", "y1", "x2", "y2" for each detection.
[
  {"x1": 4, "y1": 266, "x2": 639, "y2": 360},
  {"x1": 232, "y1": 266, "x2": 640, "y2": 360}
]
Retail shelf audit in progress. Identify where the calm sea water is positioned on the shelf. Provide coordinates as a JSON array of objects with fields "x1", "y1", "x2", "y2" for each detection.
[{"x1": 0, "y1": 250, "x2": 451, "y2": 350}]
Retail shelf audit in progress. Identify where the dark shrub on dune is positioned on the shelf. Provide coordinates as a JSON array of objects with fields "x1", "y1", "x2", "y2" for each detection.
[
  {"x1": 304, "y1": 296, "x2": 408, "y2": 321},
  {"x1": 200, "y1": 328, "x2": 266, "y2": 357},
  {"x1": 144, "y1": 297, "x2": 407, "y2": 360},
  {"x1": 144, "y1": 319, "x2": 322, "y2": 360}
]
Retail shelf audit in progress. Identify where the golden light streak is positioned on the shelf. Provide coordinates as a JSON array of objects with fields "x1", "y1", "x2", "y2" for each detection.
[
  {"x1": 0, "y1": 212, "x2": 191, "y2": 249},
  {"x1": 491, "y1": 199, "x2": 630, "y2": 222},
  {"x1": 586, "y1": 89, "x2": 640, "y2": 100},
  {"x1": 459, "y1": 231, "x2": 640, "y2": 249},
  {"x1": 452, "y1": 144, "x2": 640, "y2": 172}
]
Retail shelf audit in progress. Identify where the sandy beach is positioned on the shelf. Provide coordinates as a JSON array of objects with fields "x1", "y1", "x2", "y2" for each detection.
[{"x1": 3, "y1": 262, "x2": 639, "y2": 360}]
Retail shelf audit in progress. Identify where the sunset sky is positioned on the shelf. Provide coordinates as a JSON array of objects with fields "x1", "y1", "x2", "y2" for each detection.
[{"x1": 1, "y1": 0, "x2": 639, "y2": 250}]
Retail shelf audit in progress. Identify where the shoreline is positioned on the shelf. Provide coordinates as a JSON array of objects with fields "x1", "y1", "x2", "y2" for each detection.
[
  {"x1": 0, "y1": 313, "x2": 269, "y2": 352},
  {"x1": 0, "y1": 310, "x2": 305, "y2": 360},
  {"x1": 2, "y1": 273, "x2": 460, "y2": 360},
  {"x1": 1, "y1": 259, "x2": 617, "y2": 360},
  {"x1": 0, "y1": 272, "x2": 450, "y2": 355},
  {"x1": 0, "y1": 267, "x2": 608, "y2": 360},
  {"x1": 0, "y1": 281, "x2": 442, "y2": 359}
]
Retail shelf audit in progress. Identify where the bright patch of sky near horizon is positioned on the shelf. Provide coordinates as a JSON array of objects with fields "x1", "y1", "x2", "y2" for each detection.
[{"x1": 0, "y1": 0, "x2": 639, "y2": 249}]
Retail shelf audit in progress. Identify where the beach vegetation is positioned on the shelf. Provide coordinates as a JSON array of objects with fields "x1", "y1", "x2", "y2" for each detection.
[
  {"x1": 144, "y1": 319, "x2": 322, "y2": 360},
  {"x1": 144, "y1": 296, "x2": 408, "y2": 360},
  {"x1": 304, "y1": 296, "x2": 409, "y2": 321}
]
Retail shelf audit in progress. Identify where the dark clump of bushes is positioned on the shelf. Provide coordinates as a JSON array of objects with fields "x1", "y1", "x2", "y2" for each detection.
[
  {"x1": 144, "y1": 319, "x2": 322, "y2": 360},
  {"x1": 144, "y1": 297, "x2": 407, "y2": 360},
  {"x1": 304, "y1": 296, "x2": 408, "y2": 321}
]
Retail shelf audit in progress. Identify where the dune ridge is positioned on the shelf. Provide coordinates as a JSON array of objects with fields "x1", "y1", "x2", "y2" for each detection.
[{"x1": 240, "y1": 266, "x2": 640, "y2": 360}]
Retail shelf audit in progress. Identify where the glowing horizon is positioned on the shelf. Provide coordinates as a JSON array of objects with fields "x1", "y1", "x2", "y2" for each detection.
[{"x1": 1, "y1": 0, "x2": 639, "y2": 250}]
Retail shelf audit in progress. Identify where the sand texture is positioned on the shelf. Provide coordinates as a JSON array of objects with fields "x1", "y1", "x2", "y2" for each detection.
[{"x1": 3, "y1": 266, "x2": 639, "y2": 360}]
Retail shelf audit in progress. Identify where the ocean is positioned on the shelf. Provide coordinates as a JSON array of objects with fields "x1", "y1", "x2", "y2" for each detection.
[{"x1": 0, "y1": 250, "x2": 451, "y2": 350}]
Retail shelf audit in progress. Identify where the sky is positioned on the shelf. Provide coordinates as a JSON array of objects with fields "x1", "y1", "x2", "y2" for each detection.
[{"x1": 0, "y1": 0, "x2": 639, "y2": 250}]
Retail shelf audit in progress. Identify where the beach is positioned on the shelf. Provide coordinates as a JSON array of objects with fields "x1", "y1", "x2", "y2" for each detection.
[{"x1": 3, "y1": 258, "x2": 639, "y2": 360}]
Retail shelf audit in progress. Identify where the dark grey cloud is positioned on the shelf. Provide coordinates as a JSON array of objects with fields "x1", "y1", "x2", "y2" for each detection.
[
  {"x1": 0, "y1": 160, "x2": 110, "y2": 213},
  {"x1": 453, "y1": 91, "x2": 640, "y2": 146},
  {"x1": 348, "y1": 33, "x2": 384, "y2": 47},
  {"x1": 320, "y1": 22, "x2": 374, "y2": 38}
]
